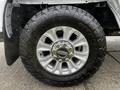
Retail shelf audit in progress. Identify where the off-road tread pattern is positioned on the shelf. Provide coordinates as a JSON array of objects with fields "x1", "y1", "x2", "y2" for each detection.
[{"x1": 20, "y1": 5, "x2": 106, "y2": 86}]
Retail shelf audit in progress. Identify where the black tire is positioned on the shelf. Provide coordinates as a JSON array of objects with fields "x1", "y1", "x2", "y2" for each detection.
[{"x1": 20, "y1": 5, "x2": 106, "y2": 86}]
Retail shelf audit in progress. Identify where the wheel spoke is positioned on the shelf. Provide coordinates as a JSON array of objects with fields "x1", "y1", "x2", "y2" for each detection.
[
  {"x1": 67, "y1": 61, "x2": 72, "y2": 73},
  {"x1": 74, "y1": 50, "x2": 89, "y2": 56},
  {"x1": 63, "y1": 27, "x2": 75, "y2": 40},
  {"x1": 71, "y1": 34, "x2": 87, "y2": 47},
  {"x1": 68, "y1": 60, "x2": 79, "y2": 70},
  {"x1": 37, "y1": 41, "x2": 51, "y2": 51},
  {"x1": 52, "y1": 61, "x2": 62, "y2": 75},
  {"x1": 40, "y1": 55, "x2": 53, "y2": 67},
  {"x1": 38, "y1": 55, "x2": 52, "y2": 62},
  {"x1": 44, "y1": 29, "x2": 58, "y2": 42},
  {"x1": 74, "y1": 52, "x2": 87, "y2": 63},
  {"x1": 74, "y1": 40, "x2": 88, "y2": 47}
]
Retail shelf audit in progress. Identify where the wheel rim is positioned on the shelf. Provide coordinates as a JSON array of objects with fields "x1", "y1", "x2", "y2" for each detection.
[{"x1": 36, "y1": 26, "x2": 89, "y2": 75}]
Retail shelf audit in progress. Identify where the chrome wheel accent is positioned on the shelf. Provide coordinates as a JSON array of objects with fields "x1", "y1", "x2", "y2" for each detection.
[{"x1": 36, "y1": 26, "x2": 89, "y2": 75}]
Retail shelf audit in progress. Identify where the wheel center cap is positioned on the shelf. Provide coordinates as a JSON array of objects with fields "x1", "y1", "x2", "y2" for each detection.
[
  {"x1": 57, "y1": 48, "x2": 69, "y2": 59},
  {"x1": 52, "y1": 40, "x2": 73, "y2": 60}
]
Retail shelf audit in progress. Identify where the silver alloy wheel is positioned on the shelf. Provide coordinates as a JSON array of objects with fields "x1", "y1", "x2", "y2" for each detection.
[{"x1": 36, "y1": 26, "x2": 89, "y2": 75}]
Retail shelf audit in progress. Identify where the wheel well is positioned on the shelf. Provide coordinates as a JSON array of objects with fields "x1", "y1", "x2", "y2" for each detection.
[{"x1": 11, "y1": 2, "x2": 119, "y2": 35}]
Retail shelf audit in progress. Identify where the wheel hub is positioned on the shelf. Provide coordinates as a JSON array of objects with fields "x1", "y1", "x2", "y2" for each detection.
[
  {"x1": 52, "y1": 41, "x2": 73, "y2": 61},
  {"x1": 57, "y1": 48, "x2": 68, "y2": 58}
]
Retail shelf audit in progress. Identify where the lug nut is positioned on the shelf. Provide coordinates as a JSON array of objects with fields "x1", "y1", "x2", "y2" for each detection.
[
  {"x1": 56, "y1": 45, "x2": 60, "y2": 48},
  {"x1": 63, "y1": 44, "x2": 67, "y2": 47},
  {"x1": 66, "y1": 58, "x2": 69, "y2": 61},
  {"x1": 59, "y1": 59, "x2": 62, "y2": 62},
  {"x1": 53, "y1": 55, "x2": 56, "y2": 57}
]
